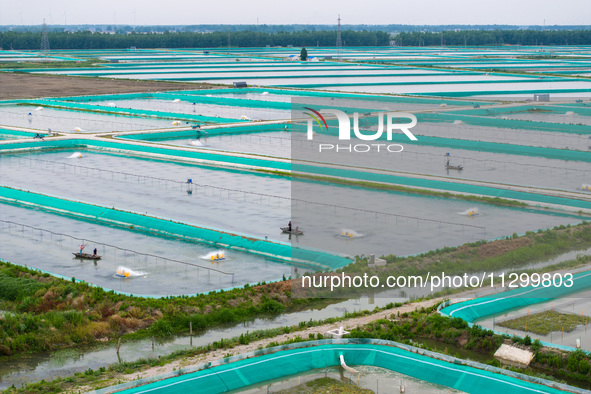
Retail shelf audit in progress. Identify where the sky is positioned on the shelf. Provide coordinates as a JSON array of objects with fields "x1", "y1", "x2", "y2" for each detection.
[{"x1": 0, "y1": 0, "x2": 590, "y2": 26}]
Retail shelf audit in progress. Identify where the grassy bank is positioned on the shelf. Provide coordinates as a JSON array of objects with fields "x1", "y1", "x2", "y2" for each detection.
[
  {"x1": 499, "y1": 311, "x2": 590, "y2": 335},
  {"x1": 346, "y1": 305, "x2": 591, "y2": 390},
  {"x1": 0, "y1": 222, "x2": 590, "y2": 358}
]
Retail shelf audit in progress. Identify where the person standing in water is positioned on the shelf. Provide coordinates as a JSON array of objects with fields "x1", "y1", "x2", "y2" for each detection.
[{"x1": 288, "y1": 221, "x2": 292, "y2": 232}]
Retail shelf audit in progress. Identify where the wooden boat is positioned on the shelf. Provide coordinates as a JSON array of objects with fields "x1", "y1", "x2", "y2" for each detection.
[
  {"x1": 445, "y1": 164, "x2": 463, "y2": 171},
  {"x1": 73, "y1": 252, "x2": 101, "y2": 260},
  {"x1": 280, "y1": 227, "x2": 304, "y2": 235}
]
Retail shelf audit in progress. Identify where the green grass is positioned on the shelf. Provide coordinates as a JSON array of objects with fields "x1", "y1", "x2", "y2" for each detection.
[
  {"x1": 499, "y1": 310, "x2": 590, "y2": 335},
  {"x1": 0, "y1": 59, "x2": 108, "y2": 69},
  {"x1": 276, "y1": 377, "x2": 373, "y2": 394}
]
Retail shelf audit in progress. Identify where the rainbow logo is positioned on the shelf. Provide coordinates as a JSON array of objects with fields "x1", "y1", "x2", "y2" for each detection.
[{"x1": 303, "y1": 107, "x2": 328, "y2": 131}]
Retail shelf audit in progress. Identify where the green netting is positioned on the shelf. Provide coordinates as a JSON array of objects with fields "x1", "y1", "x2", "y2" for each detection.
[
  {"x1": 0, "y1": 128, "x2": 47, "y2": 139},
  {"x1": 105, "y1": 341, "x2": 569, "y2": 394},
  {"x1": 418, "y1": 112, "x2": 591, "y2": 135},
  {"x1": 13, "y1": 99, "x2": 242, "y2": 124},
  {"x1": 2, "y1": 138, "x2": 590, "y2": 211},
  {"x1": 43, "y1": 67, "x2": 451, "y2": 78},
  {"x1": 389, "y1": 134, "x2": 591, "y2": 162},
  {"x1": 413, "y1": 88, "x2": 591, "y2": 98},
  {"x1": 279, "y1": 77, "x2": 569, "y2": 89},
  {"x1": 0, "y1": 186, "x2": 351, "y2": 271},
  {"x1": 448, "y1": 105, "x2": 591, "y2": 118},
  {"x1": 119, "y1": 124, "x2": 284, "y2": 141},
  {"x1": 440, "y1": 271, "x2": 591, "y2": 323},
  {"x1": 0, "y1": 138, "x2": 291, "y2": 170},
  {"x1": 50, "y1": 87, "x2": 491, "y2": 107},
  {"x1": 293, "y1": 161, "x2": 591, "y2": 211}
]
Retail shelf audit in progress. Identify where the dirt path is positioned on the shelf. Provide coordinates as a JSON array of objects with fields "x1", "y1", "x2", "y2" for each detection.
[
  {"x1": 0, "y1": 72, "x2": 221, "y2": 100},
  {"x1": 78, "y1": 298, "x2": 442, "y2": 393}
]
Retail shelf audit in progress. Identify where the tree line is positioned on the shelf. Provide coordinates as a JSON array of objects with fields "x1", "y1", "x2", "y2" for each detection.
[
  {"x1": 0, "y1": 30, "x2": 390, "y2": 50},
  {"x1": 2, "y1": 24, "x2": 590, "y2": 34},
  {"x1": 395, "y1": 30, "x2": 591, "y2": 46}
]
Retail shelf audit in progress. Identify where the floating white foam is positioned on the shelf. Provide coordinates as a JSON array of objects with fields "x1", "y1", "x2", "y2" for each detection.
[
  {"x1": 202, "y1": 251, "x2": 226, "y2": 261},
  {"x1": 115, "y1": 266, "x2": 146, "y2": 278},
  {"x1": 337, "y1": 229, "x2": 363, "y2": 238},
  {"x1": 459, "y1": 207, "x2": 480, "y2": 216},
  {"x1": 67, "y1": 152, "x2": 83, "y2": 159}
]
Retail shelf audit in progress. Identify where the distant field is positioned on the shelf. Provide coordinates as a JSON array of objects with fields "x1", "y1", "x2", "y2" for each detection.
[{"x1": 0, "y1": 72, "x2": 219, "y2": 100}]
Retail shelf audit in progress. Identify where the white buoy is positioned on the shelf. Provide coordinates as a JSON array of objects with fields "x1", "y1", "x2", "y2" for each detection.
[
  {"x1": 173, "y1": 99, "x2": 181, "y2": 103},
  {"x1": 67, "y1": 152, "x2": 83, "y2": 159},
  {"x1": 35, "y1": 106, "x2": 44, "y2": 111},
  {"x1": 453, "y1": 120, "x2": 463, "y2": 125},
  {"x1": 241, "y1": 115, "x2": 251, "y2": 120}
]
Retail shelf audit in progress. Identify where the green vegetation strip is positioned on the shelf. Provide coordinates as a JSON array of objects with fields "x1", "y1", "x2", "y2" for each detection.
[
  {"x1": 498, "y1": 311, "x2": 590, "y2": 336},
  {"x1": 276, "y1": 377, "x2": 373, "y2": 394}
]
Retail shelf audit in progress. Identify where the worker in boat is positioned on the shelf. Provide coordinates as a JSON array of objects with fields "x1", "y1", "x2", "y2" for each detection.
[
  {"x1": 79, "y1": 243, "x2": 86, "y2": 254},
  {"x1": 288, "y1": 221, "x2": 292, "y2": 232},
  {"x1": 295, "y1": 226, "x2": 299, "y2": 233},
  {"x1": 93, "y1": 248, "x2": 97, "y2": 256}
]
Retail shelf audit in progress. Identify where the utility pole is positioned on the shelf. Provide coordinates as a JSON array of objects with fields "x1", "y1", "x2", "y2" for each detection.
[
  {"x1": 41, "y1": 19, "x2": 50, "y2": 57},
  {"x1": 336, "y1": 14, "x2": 342, "y2": 59}
]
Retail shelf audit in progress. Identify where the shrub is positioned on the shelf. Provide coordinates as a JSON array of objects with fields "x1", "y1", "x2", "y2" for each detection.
[{"x1": 149, "y1": 320, "x2": 173, "y2": 338}]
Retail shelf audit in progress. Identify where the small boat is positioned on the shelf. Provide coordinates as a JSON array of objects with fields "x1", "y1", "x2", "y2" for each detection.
[
  {"x1": 73, "y1": 252, "x2": 101, "y2": 260},
  {"x1": 444, "y1": 153, "x2": 463, "y2": 171},
  {"x1": 280, "y1": 227, "x2": 304, "y2": 235}
]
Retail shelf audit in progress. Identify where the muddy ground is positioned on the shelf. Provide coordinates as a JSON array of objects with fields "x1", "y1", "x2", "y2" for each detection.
[{"x1": 0, "y1": 72, "x2": 221, "y2": 100}]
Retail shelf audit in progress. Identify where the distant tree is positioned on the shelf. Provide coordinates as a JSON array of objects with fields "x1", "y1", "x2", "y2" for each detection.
[{"x1": 300, "y1": 47, "x2": 308, "y2": 61}]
